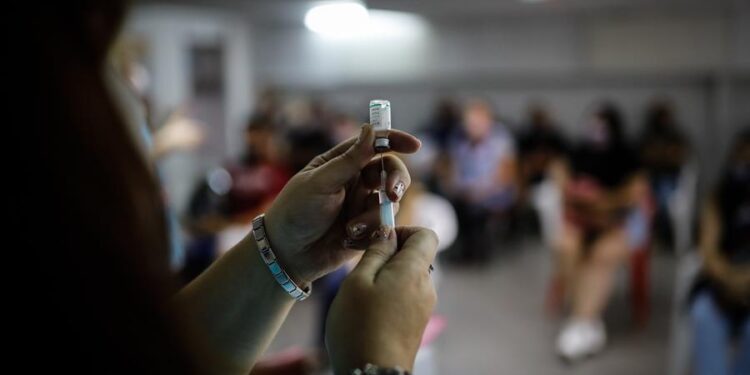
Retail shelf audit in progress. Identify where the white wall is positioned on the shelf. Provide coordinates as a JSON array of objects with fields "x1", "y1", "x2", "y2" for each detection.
[
  {"x1": 127, "y1": 5, "x2": 255, "y2": 156},
  {"x1": 125, "y1": 4, "x2": 255, "y2": 214},
  {"x1": 254, "y1": 10, "x2": 747, "y2": 85},
  {"x1": 732, "y1": 2, "x2": 750, "y2": 67},
  {"x1": 586, "y1": 14, "x2": 726, "y2": 71}
]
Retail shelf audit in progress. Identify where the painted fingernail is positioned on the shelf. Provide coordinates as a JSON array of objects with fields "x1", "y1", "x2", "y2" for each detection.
[
  {"x1": 348, "y1": 223, "x2": 367, "y2": 239},
  {"x1": 371, "y1": 225, "x2": 392, "y2": 241},
  {"x1": 393, "y1": 181, "x2": 406, "y2": 200}
]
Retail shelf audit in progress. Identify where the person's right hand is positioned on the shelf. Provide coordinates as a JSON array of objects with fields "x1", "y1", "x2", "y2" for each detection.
[{"x1": 325, "y1": 227, "x2": 439, "y2": 373}]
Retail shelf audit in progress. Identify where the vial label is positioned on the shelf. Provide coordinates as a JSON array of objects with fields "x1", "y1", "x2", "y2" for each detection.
[{"x1": 369, "y1": 100, "x2": 391, "y2": 132}]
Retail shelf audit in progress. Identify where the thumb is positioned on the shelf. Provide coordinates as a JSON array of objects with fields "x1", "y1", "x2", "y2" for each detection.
[
  {"x1": 351, "y1": 226, "x2": 396, "y2": 282},
  {"x1": 311, "y1": 124, "x2": 375, "y2": 191}
]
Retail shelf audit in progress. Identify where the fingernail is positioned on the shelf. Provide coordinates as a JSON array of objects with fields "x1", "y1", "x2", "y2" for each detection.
[
  {"x1": 371, "y1": 225, "x2": 392, "y2": 241},
  {"x1": 393, "y1": 181, "x2": 406, "y2": 200},
  {"x1": 348, "y1": 223, "x2": 367, "y2": 239}
]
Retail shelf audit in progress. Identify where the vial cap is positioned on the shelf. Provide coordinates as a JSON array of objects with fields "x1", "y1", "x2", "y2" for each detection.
[{"x1": 374, "y1": 137, "x2": 390, "y2": 150}]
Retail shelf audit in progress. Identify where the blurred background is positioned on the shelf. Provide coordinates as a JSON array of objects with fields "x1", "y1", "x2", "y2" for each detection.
[{"x1": 116, "y1": 0, "x2": 749, "y2": 374}]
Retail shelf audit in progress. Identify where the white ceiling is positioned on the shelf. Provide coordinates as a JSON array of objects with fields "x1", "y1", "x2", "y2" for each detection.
[{"x1": 137, "y1": 0, "x2": 741, "y2": 27}]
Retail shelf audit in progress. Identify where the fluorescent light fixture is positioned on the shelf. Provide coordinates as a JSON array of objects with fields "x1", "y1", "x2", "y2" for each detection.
[
  {"x1": 304, "y1": 1, "x2": 370, "y2": 36},
  {"x1": 304, "y1": 2, "x2": 428, "y2": 40}
]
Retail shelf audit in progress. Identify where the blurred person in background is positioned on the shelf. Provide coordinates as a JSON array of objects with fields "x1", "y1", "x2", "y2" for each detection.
[
  {"x1": 637, "y1": 99, "x2": 690, "y2": 248},
  {"x1": 518, "y1": 102, "x2": 568, "y2": 197},
  {"x1": 550, "y1": 103, "x2": 649, "y2": 361},
  {"x1": 181, "y1": 114, "x2": 290, "y2": 283},
  {"x1": 284, "y1": 97, "x2": 336, "y2": 173},
  {"x1": 224, "y1": 114, "x2": 291, "y2": 220},
  {"x1": 30, "y1": 2, "x2": 439, "y2": 374},
  {"x1": 255, "y1": 88, "x2": 284, "y2": 124},
  {"x1": 423, "y1": 98, "x2": 462, "y2": 150},
  {"x1": 418, "y1": 98, "x2": 461, "y2": 195},
  {"x1": 398, "y1": 153, "x2": 459, "y2": 257},
  {"x1": 329, "y1": 111, "x2": 362, "y2": 144},
  {"x1": 517, "y1": 103, "x2": 569, "y2": 241},
  {"x1": 440, "y1": 99, "x2": 518, "y2": 263},
  {"x1": 689, "y1": 128, "x2": 750, "y2": 375}
]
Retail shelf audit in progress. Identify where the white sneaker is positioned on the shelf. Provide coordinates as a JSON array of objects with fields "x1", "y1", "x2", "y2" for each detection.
[{"x1": 556, "y1": 319, "x2": 606, "y2": 361}]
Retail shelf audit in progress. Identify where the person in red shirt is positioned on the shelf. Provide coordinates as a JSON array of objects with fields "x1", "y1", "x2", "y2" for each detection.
[{"x1": 225, "y1": 115, "x2": 291, "y2": 220}]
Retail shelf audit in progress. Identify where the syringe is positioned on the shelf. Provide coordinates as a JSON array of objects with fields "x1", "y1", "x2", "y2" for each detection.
[{"x1": 369, "y1": 99, "x2": 395, "y2": 229}]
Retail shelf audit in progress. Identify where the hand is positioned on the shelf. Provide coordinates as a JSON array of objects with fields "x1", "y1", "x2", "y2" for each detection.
[
  {"x1": 325, "y1": 227, "x2": 439, "y2": 373},
  {"x1": 263, "y1": 124, "x2": 421, "y2": 285}
]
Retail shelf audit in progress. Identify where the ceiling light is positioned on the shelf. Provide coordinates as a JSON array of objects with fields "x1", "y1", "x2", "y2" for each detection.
[{"x1": 304, "y1": 2, "x2": 370, "y2": 36}]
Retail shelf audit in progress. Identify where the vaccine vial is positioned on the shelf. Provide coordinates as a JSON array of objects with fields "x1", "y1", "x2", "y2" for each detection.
[{"x1": 369, "y1": 99, "x2": 391, "y2": 151}]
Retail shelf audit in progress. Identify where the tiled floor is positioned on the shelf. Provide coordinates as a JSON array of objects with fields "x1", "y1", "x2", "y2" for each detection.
[{"x1": 267, "y1": 239, "x2": 676, "y2": 374}]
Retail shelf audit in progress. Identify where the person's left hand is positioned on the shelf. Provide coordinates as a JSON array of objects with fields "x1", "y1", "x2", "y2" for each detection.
[
  {"x1": 326, "y1": 226, "x2": 438, "y2": 373},
  {"x1": 263, "y1": 124, "x2": 421, "y2": 286}
]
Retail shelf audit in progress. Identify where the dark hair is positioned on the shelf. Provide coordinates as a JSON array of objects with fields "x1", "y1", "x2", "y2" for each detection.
[
  {"x1": 644, "y1": 100, "x2": 675, "y2": 131},
  {"x1": 246, "y1": 113, "x2": 276, "y2": 133},
  {"x1": 714, "y1": 127, "x2": 750, "y2": 255},
  {"x1": 28, "y1": 2, "x2": 205, "y2": 372},
  {"x1": 595, "y1": 102, "x2": 626, "y2": 147},
  {"x1": 727, "y1": 127, "x2": 750, "y2": 161}
]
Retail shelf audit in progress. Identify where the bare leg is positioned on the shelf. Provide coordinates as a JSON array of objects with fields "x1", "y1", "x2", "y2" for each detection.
[
  {"x1": 552, "y1": 223, "x2": 583, "y2": 305},
  {"x1": 571, "y1": 228, "x2": 629, "y2": 320}
]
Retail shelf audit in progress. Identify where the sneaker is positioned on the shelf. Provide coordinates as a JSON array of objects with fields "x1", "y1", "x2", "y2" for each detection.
[{"x1": 556, "y1": 319, "x2": 606, "y2": 361}]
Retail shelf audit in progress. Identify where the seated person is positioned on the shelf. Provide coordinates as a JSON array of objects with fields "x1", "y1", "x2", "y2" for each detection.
[
  {"x1": 551, "y1": 104, "x2": 648, "y2": 361},
  {"x1": 181, "y1": 115, "x2": 290, "y2": 282},
  {"x1": 518, "y1": 103, "x2": 568, "y2": 197},
  {"x1": 637, "y1": 100, "x2": 690, "y2": 246},
  {"x1": 224, "y1": 115, "x2": 291, "y2": 220},
  {"x1": 689, "y1": 129, "x2": 750, "y2": 375},
  {"x1": 440, "y1": 99, "x2": 517, "y2": 262}
]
